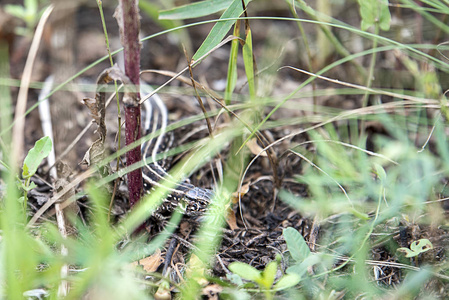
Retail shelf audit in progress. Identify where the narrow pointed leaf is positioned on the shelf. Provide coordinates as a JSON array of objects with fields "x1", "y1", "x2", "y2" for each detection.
[
  {"x1": 224, "y1": 21, "x2": 240, "y2": 104},
  {"x1": 193, "y1": 0, "x2": 251, "y2": 61},
  {"x1": 159, "y1": 0, "x2": 232, "y2": 20},
  {"x1": 242, "y1": 27, "x2": 255, "y2": 98}
]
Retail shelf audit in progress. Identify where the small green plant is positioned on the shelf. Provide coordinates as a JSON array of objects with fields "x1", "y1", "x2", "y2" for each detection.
[
  {"x1": 228, "y1": 256, "x2": 301, "y2": 299},
  {"x1": 357, "y1": 0, "x2": 391, "y2": 31},
  {"x1": 18, "y1": 136, "x2": 52, "y2": 213},
  {"x1": 4, "y1": 0, "x2": 48, "y2": 36},
  {"x1": 397, "y1": 239, "x2": 434, "y2": 258},
  {"x1": 282, "y1": 227, "x2": 322, "y2": 277}
]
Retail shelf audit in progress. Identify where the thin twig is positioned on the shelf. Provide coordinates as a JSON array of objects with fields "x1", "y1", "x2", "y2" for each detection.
[{"x1": 184, "y1": 46, "x2": 214, "y2": 138}]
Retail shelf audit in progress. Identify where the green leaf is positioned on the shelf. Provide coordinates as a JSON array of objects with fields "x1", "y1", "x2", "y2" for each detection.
[
  {"x1": 273, "y1": 274, "x2": 301, "y2": 290},
  {"x1": 357, "y1": 0, "x2": 391, "y2": 31},
  {"x1": 22, "y1": 181, "x2": 37, "y2": 192},
  {"x1": 349, "y1": 207, "x2": 370, "y2": 220},
  {"x1": 25, "y1": 0, "x2": 38, "y2": 15},
  {"x1": 229, "y1": 262, "x2": 262, "y2": 282},
  {"x1": 286, "y1": 254, "x2": 322, "y2": 277},
  {"x1": 193, "y1": 0, "x2": 251, "y2": 61},
  {"x1": 396, "y1": 268, "x2": 432, "y2": 296},
  {"x1": 22, "y1": 136, "x2": 52, "y2": 178},
  {"x1": 242, "y1": 27, "x2": 255, "y2": 99},
  {"x1": 22, "y1": 164, "x2": 30, "y2": 178},
  {"x1": 226, "y1": 273, "x2": 244, "y2": 286},
  {"x1": 397, "y1": 239, "x2": 433, "y2": 258},
  {"x1": 4, "y1": 5, "x2": 26, "y2": 19},
  {"x1": 140, "y1": 1, "x2": 178, "y2": 29},
  {"x1": 410, "y1": 239, "x2": 433, "y2": 253},
  {"x1": 373, "y1": 163, "x2": 387, "y2": 183},
  {"x1": 283, "y1": 227, "x2": 311, "y2": 263},
  {"x1": 261, "y1": 261, "x2": 277, "y2": 288},
  {"x1": 397, "y1": 247, "x2": 414, "y2": 257},
  {"x1": 224, "y1": 21, "x2": 240, "y2": 105},
  {"x1": 159, "y1": 0, "x2": 232, "y2": 20}
]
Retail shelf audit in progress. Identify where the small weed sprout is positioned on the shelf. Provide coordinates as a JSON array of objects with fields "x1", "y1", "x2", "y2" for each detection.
[
  {"x1": 4, "y1": 0, "x2": 49, "y2": 37},
  {"x1": 18, "y1": 136, "x2": 52, "y2": 215}
]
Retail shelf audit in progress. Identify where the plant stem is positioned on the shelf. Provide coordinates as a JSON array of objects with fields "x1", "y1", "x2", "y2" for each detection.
[
  {"x1": 117, "y1": 0, "x2": 143, "y2": 206},
  {"x1": 360, "y1": 23, "x2": 379, "y2": 138}
]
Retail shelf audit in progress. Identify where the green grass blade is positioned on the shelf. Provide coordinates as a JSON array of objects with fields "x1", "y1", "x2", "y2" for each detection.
[
  {"x1": 159, "y1": 0, "x2": 232, "y2": 20},
  {"x1": 224, "y1": 21, "x2": 240, "y2": 105},
  {"x1": 242, "y1": 27, "x2": 255, "y2": 99}
]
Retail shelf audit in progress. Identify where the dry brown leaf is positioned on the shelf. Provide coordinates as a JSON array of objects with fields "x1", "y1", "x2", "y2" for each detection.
[
  {"x1": 231, "y1": 181, "x2": 250, "y2": 202},
  {"x1": 82, "y1": 97, "x2": 101, "y2": 125},
  {"x1": 226, "y1": 210, "x2": 239, "y2": 231},
  {"x1": 80, "y1": 139, "x2": 105, "y2": 166},
  {"x1": 247, "y1": 138, "x2": 267, "y2": 157},
  {"x1": 131, "y1": 249, "x2": 164, "y2": 273}
]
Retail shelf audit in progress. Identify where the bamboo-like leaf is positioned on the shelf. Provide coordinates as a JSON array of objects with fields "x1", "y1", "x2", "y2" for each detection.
[
  {"x1": 192, "y1": 0, "x2": 251, "y2": 61},
  {"x1": 159, "y1": 0, "x2": 232, "y2": 20},
  {"x1": 224, "y1": 20, "x2": 240, "y2": 105},
  {"x1": 242, "y1": 27, "x2": 255, "y2": 99}
]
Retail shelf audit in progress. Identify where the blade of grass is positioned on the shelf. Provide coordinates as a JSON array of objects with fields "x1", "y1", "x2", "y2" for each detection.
[
  {"x1": 224, "y1": 20, "x2": 240, "y2": 105},
  {"x1": 0, "y1": 32, "x2": 23, "y2": 300},
  {"x1": 242, "y1": 26, "x2": 255, "y2": 99},
  {"x1": 159, "y1": 0, "x2": 232, "y2": 20}
]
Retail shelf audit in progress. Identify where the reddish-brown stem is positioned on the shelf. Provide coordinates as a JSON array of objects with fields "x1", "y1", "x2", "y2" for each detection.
[
  {"x1": 117, "y1": 0, "x2": 142, "y2": 206},
  {"x1": 124, "y1": 106, "x2": 142, "y2": 206},
  {"x1": 120, "y1": 0, "x2": 141, "y2": 86}
]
